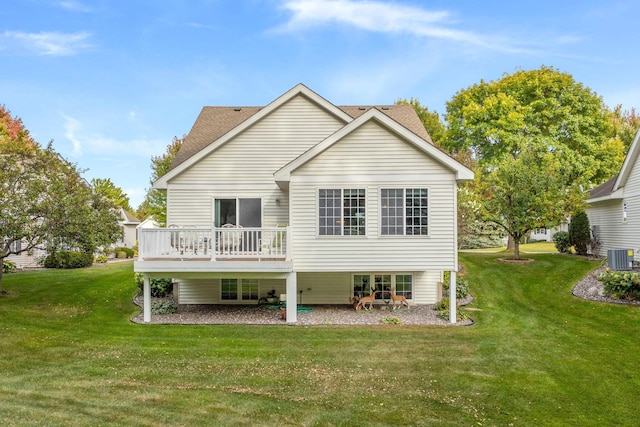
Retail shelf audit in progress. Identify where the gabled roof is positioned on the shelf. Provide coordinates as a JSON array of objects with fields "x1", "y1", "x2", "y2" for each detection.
[
  {"x1": 155, "y1": 83, "x2": 464, "y2": 189},
  {"x1": 120, "y1": 208, "x2": 141, "y2": 224},
  {"x1": 157, "y1": 84, "x2": 353, "y2": 187},
  {"x1": 587, "y1": 127, "x2": 640, "y2": 203},
  {"x1": 274, "y1": 108, "x2": 474, "y2": 187}
]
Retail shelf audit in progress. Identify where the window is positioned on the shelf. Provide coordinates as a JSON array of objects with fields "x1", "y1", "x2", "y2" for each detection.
[
  {"x1": 221, "y1": 279, "x2": 238, "y2": 300},
  {"x1": 319, "y1": 189, "x2": 366, "y2": 236},
  {"x1": 352, "y1": 274, "x2": 413, "y2": 301},
  {"x1": 395, "y1": 275, "x2": 413, "y2": 299},
  {"x1": 242, "y1": 279, "x2": 259, "y2": 301},
  {"x1": 8, "y1": 239, "x2": 22, "y2": 253},
  {"x1": 381, "y1": 188, "x2": 428, "y2": 235},
  {"x1": 374, "y1": 274, "x2": 392, "y2": 300},
  {"x1": 222, "y1": 279, "x2": 259, "y2": 301}
]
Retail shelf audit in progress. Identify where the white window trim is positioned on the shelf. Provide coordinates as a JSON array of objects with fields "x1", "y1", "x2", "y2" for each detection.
[
  {"x1": 351, "y1": 273, "x2": 413, "y2": 301},
  {"x1": 316, "y1": 188, "x2": 367, "y2": 237},
  {"x1": 220, "y1": 278, "x2": 260, "y2": 302},
  {"x1": 379, "y1": 187, "x2": 430, "y2": 237}
]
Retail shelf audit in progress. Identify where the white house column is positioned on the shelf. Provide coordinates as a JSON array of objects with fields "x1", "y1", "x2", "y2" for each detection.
[
  {"x1": 449, "y1": 271, "x2": 457, "y2": 324},
  {"x1": 286, "y1": 272, "x2": 297, "y2": 324},
  {"x1": 143, "y1": 274, "x2": 151, "y2": 323}
]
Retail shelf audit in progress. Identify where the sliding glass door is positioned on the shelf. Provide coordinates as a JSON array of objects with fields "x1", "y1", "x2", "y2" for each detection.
[
  {"x1": 215, "y1": 198, "x2": 262, "y2": 251},
  {"x1": 214, "y1": 198, "x2": 261, "y2": 228}
]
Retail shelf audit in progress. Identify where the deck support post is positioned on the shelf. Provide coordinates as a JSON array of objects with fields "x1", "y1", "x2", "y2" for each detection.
[
  {"x1": 286, "y1": 272, "x2": 297, "y2": 324},
  {"x1": 143, "y1": 274, "x2": 151, "y2": 323},
  {"x1": 449, "y1": 270, "x2": 457, "y2": 324}
]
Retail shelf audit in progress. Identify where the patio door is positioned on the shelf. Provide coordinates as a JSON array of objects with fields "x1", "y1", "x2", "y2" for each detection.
[
  {"x1": 214, "y1": 198, "x2": 262, "y2": 228},
  {"x1": 215, "y1": 198, "x2": 262, "y2": 251}
]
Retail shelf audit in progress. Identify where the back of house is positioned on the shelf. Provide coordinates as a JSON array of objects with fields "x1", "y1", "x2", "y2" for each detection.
[{"x1": 134, "y1": 84, "x2": 473, "y2": 323}]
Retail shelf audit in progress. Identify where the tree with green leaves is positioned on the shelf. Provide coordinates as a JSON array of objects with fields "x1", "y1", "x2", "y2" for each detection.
[
  {"x1": 477, "y1": 144, "x2": 568, "y2": 259},
  {"x1": 0, "y1": 106, "x2": 122, "y2": 291},
  {"x1": 444, "y1": 66, "x2": 621, "y2": 257},
  {"x1": 91, "y1": 177, "x2": 132, "y2": 212},
  {"x1": 445, "y1": 66, "x2": 619, "y2": 186},
  {"x1": 610, "y1": 105, "x2": 640, "y2": 153},
  {"x1": 569, "y1": 210, "x2": 591, "y2": 256},
  {"x1": 395, "y1": 98, "x2": 446, "y2": 145},
  {"x1": 137, "y1": 136, "x2": 183, "y2": 226}
]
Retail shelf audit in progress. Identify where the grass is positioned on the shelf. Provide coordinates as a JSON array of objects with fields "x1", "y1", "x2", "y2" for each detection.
[
  {"x1": 1, "y1": 256, "x2": 639, "y2": 426},
  {"x1": 462, "y1": 241, "x2": 558, "y2": 253}
]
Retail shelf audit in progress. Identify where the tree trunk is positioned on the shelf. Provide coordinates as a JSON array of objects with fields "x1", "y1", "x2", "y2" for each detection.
[
  {"x1": 513, "y1": 240, "x2": 521, "y2": 260},
  {"x1": 0, "y1": 258, "x2": 5, "y2": 294},
  {"x1": 506, "y1": 235, "x2": 516, "y2": 251}
]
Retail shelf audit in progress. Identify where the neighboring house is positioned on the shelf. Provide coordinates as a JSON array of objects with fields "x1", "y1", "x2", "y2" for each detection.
[
  {"x1": 529, "y1": 223, "x2": 568, "y2": 243},
  {"x1": 586, "y1": 128, "x2": 640, "y2": 259},
  {"x1": 137, "y1": 216, "x2": 160, "y2": 231},
  {"x1": 5, "y1": 239, "x2": 46, "y2": 269},
  {"x1": 134, "y1": 84, "x2": 474, "y2": 323},
  {"x1": 116, "y1": 208, "x2": 141, "y2": 248}
]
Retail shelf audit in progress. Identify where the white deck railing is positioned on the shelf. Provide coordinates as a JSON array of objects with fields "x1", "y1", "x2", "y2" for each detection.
[{"x1": 138, "y1": 226, "x2": 288, "y2": 261}]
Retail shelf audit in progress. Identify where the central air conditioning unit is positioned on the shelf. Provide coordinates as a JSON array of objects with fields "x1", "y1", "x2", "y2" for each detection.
[{"x1": 607, "y1": 249, "x2": 634, "y2": 271}]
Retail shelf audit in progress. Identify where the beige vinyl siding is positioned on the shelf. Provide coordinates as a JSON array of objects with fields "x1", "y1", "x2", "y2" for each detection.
[
  {"x1": 166, "y1": 188, "x2": 289, "y2": 227},
  {"x1": 587, "y1": 153, "x2": 640, "y2": 260},
  {"x1": 170, "y1": 95, "x2": 345, "y2": 186},
  {"x1": 166, "y1": 95, "x2": 345, "y2": 226},
  {"x1": 295, "y1": 271, "x2": 440, "y2": 304},
  {"x1": 177, "y1": 278, "x2": 287, "y2": 304},
  {"x1": 176, "y1": 272, "x2": 441, "y2": 304},
  {"x1": 6, "y1": 247, "x2": 45, "y2": 269},
  {"x1": 290, "y1": 121, "x2": 458, "y2": 271},
  {"x1": 176, "y1": 279, "x2": 217, "y2": 304},
  {"x1": 588, "y1": 198, "x2": 640, "y2": 259},
  {"x1": 294, "y1": 121, "x2": 451, "y2": 176}
]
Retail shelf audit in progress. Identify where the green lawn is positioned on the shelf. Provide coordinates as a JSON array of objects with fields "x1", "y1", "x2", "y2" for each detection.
[
  {"x1": 462, "y1": 241, "x2": 558, "y2": 253},
  {"x1": 1, "y1": 255, "x2": 639, "y2": 426}
]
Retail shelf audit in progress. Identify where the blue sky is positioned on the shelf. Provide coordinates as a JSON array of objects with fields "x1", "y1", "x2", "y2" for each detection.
[{"x1": 2, "y1": 0, "x2": 639, "y2": 210}]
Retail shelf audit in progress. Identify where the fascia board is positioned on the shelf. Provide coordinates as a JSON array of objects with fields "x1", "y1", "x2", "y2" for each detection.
[
  {"x1": 274, "y1": 109, "x2": 474, "y2": 182},
  {"x1": 153, "y1": 84, "x2": 353, "y2": 189},
  {"x1": 586, "y1": 188, "x2": 624, "y2": 204},
  {"x1": 614, "y1": 127, "x2": 640, "y2": 192}
]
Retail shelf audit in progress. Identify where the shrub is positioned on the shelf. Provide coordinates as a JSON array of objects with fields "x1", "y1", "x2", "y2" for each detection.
[
  {"x1": 151, "y1": 300, "x2": 178, "y2": 314},
  {"x1": 380, "y1": 316, "x2": 401, "y2": 324},
  {"x1": 2, "y1": 260, "x2": 17, "y2": 273},
  {"x1": 434, "y1": 297, "x2": 469, "y2": 322},
  {"x1": 113, "y1": 247, "x2": 134, "y2": 258},
  {"x1": 441, "y1": 276, "x2": 471, "y2": 299},
  {"x1": 44, "y1": 251, "x2": 94, "y2": 269},
  {"x1": 94, "y1": 254, "x2": 108, "y2": 264},
  {"x1": 134, "y1": 273, "x2": 173, "y2": 297},
  {"x1": 569, "y1": 211, "x2": 591, "y2": 256},
  {"x1": 598, "y1": 268, "x2": 640, "y2": 300},
  {"x1": 553, "y1": 231, "x2": 572, "y2": 254}
]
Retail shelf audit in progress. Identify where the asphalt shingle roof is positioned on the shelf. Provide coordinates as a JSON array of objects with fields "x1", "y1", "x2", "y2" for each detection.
[{"x1": 169, "y1": 103, "x2": 432, "y2": 171}]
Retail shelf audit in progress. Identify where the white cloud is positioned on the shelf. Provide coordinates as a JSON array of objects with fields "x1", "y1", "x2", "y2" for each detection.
[
  {"x1": 278, "y1": 0, "x2": 485, "y2": 44},
  {"x1": 61, "y1": 113, "x2": 163, "y2": 159},
  {"x1": 62, "y1": 113, "x2": 84, "y2": 156},
  {"x1": 1, "y1": 31, "x2": 92, "y2": 56},
  {"x1": 276, "y1": 0, "x2": 568, "y2": 53},
  {"x1": 57, "y1": 1, "x2": 92, "y2": 12}
]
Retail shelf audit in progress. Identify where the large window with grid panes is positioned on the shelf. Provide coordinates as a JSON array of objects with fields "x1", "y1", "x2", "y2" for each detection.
[
  {"x1": 352, "y1": 274, "x2": 413, "y2": 301},
  {"x1": 380, "y1": 188, "x2": 428, "y2": 235},
  {"x1": 318, "y1": 188, "x2": 366, "y2": 236},
  {"x1": 221, "y1": 278, "x2": 259, "y2": 301}
]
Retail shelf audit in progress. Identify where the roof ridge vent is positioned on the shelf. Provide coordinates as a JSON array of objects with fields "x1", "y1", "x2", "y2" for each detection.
[{"x1": 234, "y1": 108, "x2": 242, "y2": 111}]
